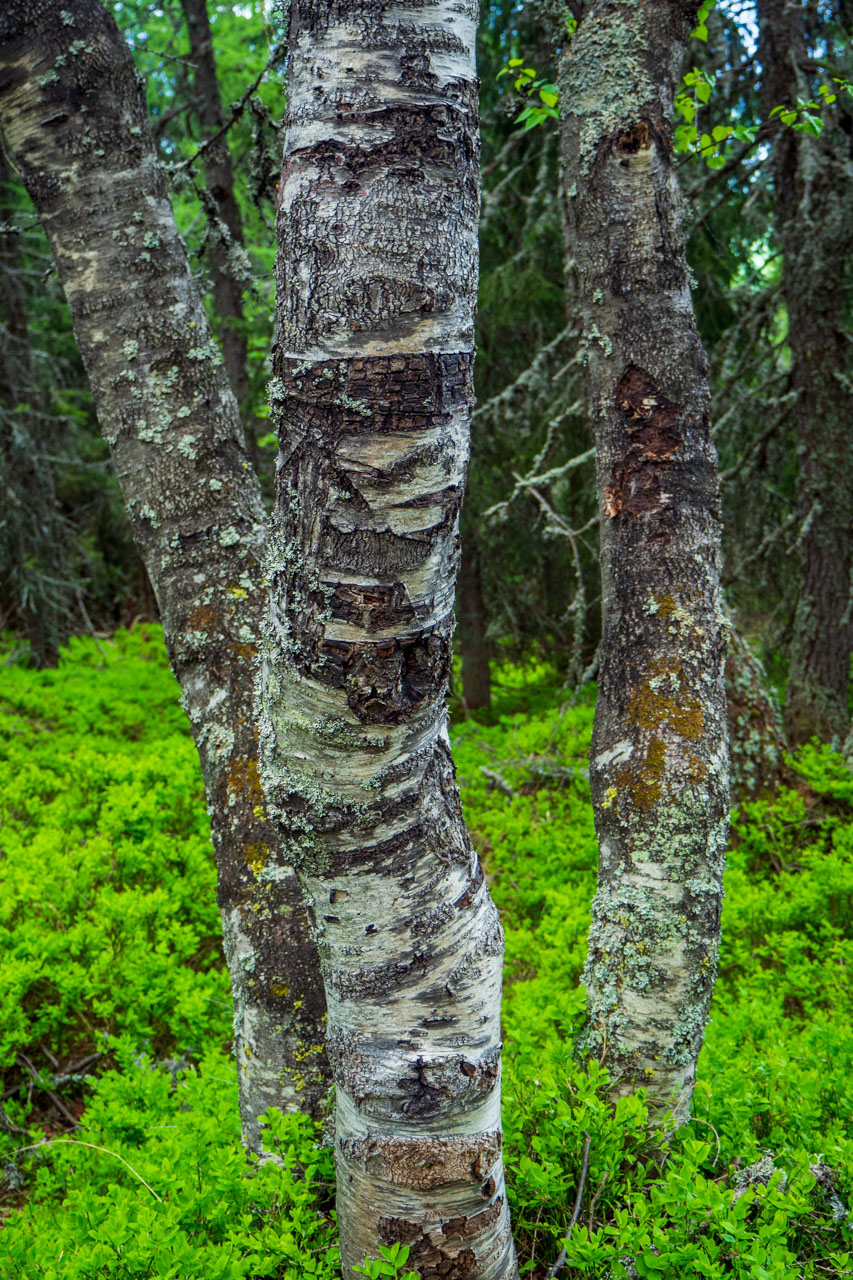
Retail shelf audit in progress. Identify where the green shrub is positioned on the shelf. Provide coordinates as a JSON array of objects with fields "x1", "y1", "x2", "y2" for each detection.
[
  {"x1": 0, "y1": 1049, "x2": 336, "y2": 1279},
  {"x1": 0, "y1": 627, "x2": 230, "y2": 1077},
  {"x1": 1, "y1": 633, "x2": 850, "y2": 1277}
]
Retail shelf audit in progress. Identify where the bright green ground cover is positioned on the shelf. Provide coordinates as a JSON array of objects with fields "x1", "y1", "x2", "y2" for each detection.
[{"x1": 0, "y1": 630, "x2": 850, "y2": 1278}]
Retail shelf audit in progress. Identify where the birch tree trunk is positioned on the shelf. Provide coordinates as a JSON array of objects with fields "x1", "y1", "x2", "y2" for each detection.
[
  {"x1": 559, "y1": 0, "x2": 729, "y2": 1125},
  {"x1": 0, "y1": 0, "x2": 328, "y2": 1148},
  {"x1": 757, "y1": 0, "x2": 853, "y2": 746},
  {"x1": 258, "y1": 3, "x2": 517, "y2": 1276}
]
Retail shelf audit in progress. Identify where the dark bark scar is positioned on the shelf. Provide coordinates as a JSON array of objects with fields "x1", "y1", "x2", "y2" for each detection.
[
  {"x1": 615, "y1": 119, "x2": 651, "y2": 154},
  {"x1": 604, "y1": 365, "x2": 682, "y2": 518}
]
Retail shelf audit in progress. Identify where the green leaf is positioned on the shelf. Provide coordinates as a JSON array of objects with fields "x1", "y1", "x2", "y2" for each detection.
[{"x1": 673, "y1": 124, "x2": 698, "y2": 153}]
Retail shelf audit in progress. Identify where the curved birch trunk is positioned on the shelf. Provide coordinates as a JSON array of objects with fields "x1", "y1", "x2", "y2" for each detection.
[
  {"x1": 0, "y1": 0, "x2": 328, "y2": 1147},
  {"x1": 258, "y1": 3, "x2": 517, "y2": 1276},
  {"x1": 757, "y1": 0, "x2": 853, "y2": 746},
  {"x1": 559, "y1": 0, "x2": 729, "y2": 1124}
]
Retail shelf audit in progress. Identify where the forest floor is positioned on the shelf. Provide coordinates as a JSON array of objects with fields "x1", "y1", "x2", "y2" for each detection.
[{"x1": 0, "y1": 628, "x2": 851, "y2": 1278}]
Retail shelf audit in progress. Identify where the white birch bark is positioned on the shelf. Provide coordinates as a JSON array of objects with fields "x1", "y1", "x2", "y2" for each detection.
[{"x1": 258, "y1": 3, "x2": 517, "y2": 1276}]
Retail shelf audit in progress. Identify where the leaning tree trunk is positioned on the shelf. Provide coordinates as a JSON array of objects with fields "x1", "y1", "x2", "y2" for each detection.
[
  {"x1": 258, "y1": 2, "x2": 517, "y2": 1277},
  {"x1": 559, "y1": 0, "x2": 729, "y2": 1125},
  {"x1": 180, "y1": 0, "x2": 254, "y2": 452},
  {"x1": 757, "y1": 0, "x2": 853, "y2": 746},
  {"x1": 0, "y1": 0, "x2": 328, "y2": 1149}
]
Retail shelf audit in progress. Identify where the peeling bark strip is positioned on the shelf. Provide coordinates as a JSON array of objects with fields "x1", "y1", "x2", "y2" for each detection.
[
  {"x1": 559, "y1": 1, "x2": 729, "y2": 1123},
  {"x1": 0, "y1": 0, "x2": 328, "y2": 1146},
  {"x1": 258, "y1": 3, "x2": 516, "y2": 1276}
]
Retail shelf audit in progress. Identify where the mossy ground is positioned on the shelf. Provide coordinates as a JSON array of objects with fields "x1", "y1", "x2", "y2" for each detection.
[{"x1": 0, "y1": 631, "x2": 850, "y2": 1278}]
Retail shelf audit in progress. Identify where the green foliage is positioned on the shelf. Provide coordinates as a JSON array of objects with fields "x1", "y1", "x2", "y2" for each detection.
[
  {"x1": 1, "y1": 637, "x2": 852, "y2": 1276},
  {"x1": 1, "y1": 1062, "x2": 337, "y2": 1279},
  {"x1": 496, "y1": 58, "x2": 559, "y2": 130},
  {"x1": 0, "y1": 627, "x2": 230, "y2": 1075},
  {"x1": 691, "y1": 1, "x2": 718, "y2": 44},
  {"x1": 455, "y1": 662, "x2": 853, "y2": 1276},
  {"x1": 353, "y1": 1243, "x2": 419, "y2": 1280}
]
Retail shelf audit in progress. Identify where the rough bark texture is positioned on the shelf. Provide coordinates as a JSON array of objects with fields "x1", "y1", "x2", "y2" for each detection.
[
  {"x1": 258, "y1": 3, "x2": 516, "y2": 1276},
  {"x1": 559, "y1": 0, "x2": 729, "y2": 1124},
  {"x1": 0, "y1": 0, "x2": 328, "y2": 1147},
  {"x1": 758, "y1": 0, "x2": 853, "y2": 746},
  {"x1": 180, "y1": 0, "x2": 253, "y2": 451},
  {"x1": 457, "y1": 534, "x2": 491, "y2": 712}
]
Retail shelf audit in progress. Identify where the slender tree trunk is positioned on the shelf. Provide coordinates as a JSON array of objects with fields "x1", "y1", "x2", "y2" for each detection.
[
  {"x1": 180, "y1": 0, "x2": 254, "y2": 457},
  {"x1": 458, "y1": 532, "x2": 492, "y2": 713},
  {"x1": 0, "y1": 0, "x2": 328, "y2": 1148},
  {"x1": 725, "y1": 619, "x2": 785, "y2": 800},
  {"x1": 559, "y1": 0, "x2": 729, "y2": 1124},
  {"x1": 258, "y1": 3, "x2": 516, "y2": 1277},
  {"x1": 0, "y1": 152, "x2": 71, "y2": 666},
  {"x1": 757, "y1": 0, "x2": 853, "y2": 746}
]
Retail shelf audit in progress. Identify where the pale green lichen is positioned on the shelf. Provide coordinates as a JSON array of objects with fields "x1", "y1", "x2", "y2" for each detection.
[
  {"x1": 187, "y1": 340, "x2": 222, "y2": 364},
  {"x1": 563, "y1": 0, "x2": 650, "y2": 169}
]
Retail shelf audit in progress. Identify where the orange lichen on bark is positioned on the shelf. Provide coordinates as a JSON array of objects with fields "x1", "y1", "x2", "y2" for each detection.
[
  {"x1": 227, "y1": 756, "x2": 265, "y2": 806},
  {"x1": 628, "y1": 659, "x2": 704, "y2": 740},
  {"x1": 616, "y1": 734, "x2": 667, "y2": 812}
]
